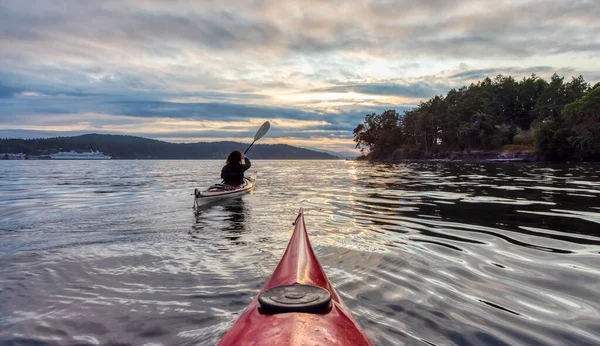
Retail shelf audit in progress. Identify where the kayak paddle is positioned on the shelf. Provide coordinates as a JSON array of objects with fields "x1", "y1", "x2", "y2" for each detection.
[{"x1": 244, "y1": 121, "x2": 270, "y2": 154}]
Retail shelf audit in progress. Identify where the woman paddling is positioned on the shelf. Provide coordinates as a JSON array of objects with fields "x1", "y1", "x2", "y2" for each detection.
[{"x1": 221, "y1": 150, "x2": 251, "y2": 186}]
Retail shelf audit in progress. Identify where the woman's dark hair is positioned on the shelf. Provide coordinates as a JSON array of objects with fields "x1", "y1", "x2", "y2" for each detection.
[{"x1": 226, "y1": 150, "x2": 242, "y2": 164}]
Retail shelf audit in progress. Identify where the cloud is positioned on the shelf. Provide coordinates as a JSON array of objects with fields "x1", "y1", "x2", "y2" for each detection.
[
  {"x1": 3, "y1": 1, "x2": 600, "y2": 62},
  {"x1": 1, "y1": 0, "x2": 600, "y2": 151},
  {"x1": 449, "y1": 67, "x2": 556, "y2": 80},
  {"x1": 0, "y1": 82, "x2": 18, "y2": 98},
  {"x1": 311, "y1": 81, "x2": 448, "y2": 98},
  {"x1": 0, "y1": 112, "x2": 350, "y2": 140}
]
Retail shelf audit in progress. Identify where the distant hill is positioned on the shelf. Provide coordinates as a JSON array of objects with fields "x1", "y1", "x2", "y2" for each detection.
[
  {"x1": 315, "y1": 148, "x2": 360, "y2": 159},
  {"x1": 0, "y1": 134, "x2": 339, "y2": 160}
]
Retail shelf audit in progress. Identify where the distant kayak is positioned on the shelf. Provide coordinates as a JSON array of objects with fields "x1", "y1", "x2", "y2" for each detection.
[
  {"x1": 193, "y1": 176, "x2": 255, "y2": 207},
  {"x1": 218, "y1": 208, "x2": 373, "y2": 346}
]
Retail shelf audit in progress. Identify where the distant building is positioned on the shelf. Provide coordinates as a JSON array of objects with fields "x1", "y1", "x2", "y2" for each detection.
[{"x1": 0, "y1": 153, "x2": 26, "y2": 160}]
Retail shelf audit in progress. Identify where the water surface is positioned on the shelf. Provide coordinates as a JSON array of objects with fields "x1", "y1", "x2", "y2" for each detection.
[{"x1": 1, "y1": 160, "x2": 599, "y2": 345}]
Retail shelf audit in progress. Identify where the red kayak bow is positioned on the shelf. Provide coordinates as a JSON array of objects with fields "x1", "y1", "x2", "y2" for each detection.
[{"x1": 218, "y1": 208, "x2": 372, "y2": 346}]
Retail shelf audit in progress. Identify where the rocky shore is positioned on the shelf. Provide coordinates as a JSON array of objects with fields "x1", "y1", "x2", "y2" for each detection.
[{"x1": 359, "y1": 145, "x2": 540, "y2": 163}]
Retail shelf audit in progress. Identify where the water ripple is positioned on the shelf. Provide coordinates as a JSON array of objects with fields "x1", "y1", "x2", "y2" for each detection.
[{"x1": 1, "y1": 160, "x2": 599, "y2": 345}]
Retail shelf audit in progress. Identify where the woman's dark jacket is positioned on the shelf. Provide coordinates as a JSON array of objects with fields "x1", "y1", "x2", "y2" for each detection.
[{"x1": 221, "y1": 157, "x2": 251, "y2": 185}]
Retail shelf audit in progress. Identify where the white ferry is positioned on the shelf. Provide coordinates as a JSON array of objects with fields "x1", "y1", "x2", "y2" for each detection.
[{"x1": 50, "y1": 150, "x2": 112, "y2": 160}]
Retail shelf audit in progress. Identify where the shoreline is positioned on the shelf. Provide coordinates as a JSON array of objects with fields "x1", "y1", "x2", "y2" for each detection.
[
  {"x1": 354, "y1": 148, "x2": 581, "y2": 163},
  {"x1": 357, "y1": 151, "x2": 600, "y2": 164}
]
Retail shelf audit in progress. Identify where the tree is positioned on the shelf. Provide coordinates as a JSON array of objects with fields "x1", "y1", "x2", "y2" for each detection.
[
  {"x1": 562, "y1": 86, "x2": 600, "y2": 159},
  {"x1": 353, "y1": 110, "x2": 404, "y2": 159},
  {"x1": 534, "y1": 121, "x2": 572, "y2": 160},
  {"x1": 352, "y1": 73, "x2": 594, "y2": 161},
  {"x1": 514, "y1": 74, "x2": 547, "y2": 129}
]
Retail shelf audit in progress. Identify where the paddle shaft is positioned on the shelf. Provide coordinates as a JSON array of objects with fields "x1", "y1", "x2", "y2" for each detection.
[{"x1": 244, "y1": 141, "x2": 256, "y2": 154}]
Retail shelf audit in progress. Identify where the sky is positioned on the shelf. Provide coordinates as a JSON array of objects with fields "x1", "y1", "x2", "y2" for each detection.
[{"x1": 1, "y1": 0, "x2": 599, "y2": 155}]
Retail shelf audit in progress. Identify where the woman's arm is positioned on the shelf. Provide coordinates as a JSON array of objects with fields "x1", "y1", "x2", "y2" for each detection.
[{"x1": 242, "y1": 157, "x2": 251, "y2": 171}]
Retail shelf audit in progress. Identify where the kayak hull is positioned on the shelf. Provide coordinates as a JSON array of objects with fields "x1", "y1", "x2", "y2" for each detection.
[
  {"x1": 194, "y1": 177, "x2": 255, "y2": 207},
  {"x1": 218, "y1": 208, "x2": 372, "y2": 346}
]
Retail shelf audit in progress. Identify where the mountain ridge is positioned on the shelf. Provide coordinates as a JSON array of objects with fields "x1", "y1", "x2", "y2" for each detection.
[{"x1": 0, "y1": 133, "x2": 339, "y2": 160}]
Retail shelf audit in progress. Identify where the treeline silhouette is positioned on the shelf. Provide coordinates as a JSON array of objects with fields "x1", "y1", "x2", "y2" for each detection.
[
  {"x1": 353, "y1": 74, "x2": 600, "y2": 161},
  {"x1": 0, "y1": 134, "x2": 338, "y2": 160}
]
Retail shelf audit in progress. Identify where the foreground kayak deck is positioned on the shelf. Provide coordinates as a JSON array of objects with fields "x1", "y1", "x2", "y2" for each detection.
[{"x1": 218, "y1": 208, "x2": 372, "y2": 346}]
